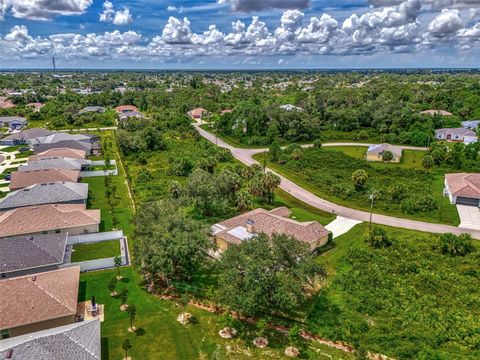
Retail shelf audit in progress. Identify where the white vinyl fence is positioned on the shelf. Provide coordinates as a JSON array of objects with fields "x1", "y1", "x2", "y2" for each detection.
[
  {"x1": 80, "y1": 160, "x2": 118, "y2": 177},
  {"x1": 67, "y1": 230, "x2": 124, "y2": 245}
]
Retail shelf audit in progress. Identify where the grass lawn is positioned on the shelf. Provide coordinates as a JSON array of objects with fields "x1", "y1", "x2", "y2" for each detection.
[
  {"x1": 253, "y1": 149, "x2": 460, "y2": 226},
  {"x1": 199, "y1": 123, "x2": 268, "y2": 149},
  {"x1": 81, "y1": 131, "x2": 134, "y2": 237},
  {"x1": 307, "y1": 223, "x2": 480, "y2": 359},
  {"x1": 80, "y1": 267, "x2": 354, "y2": 360},
  {"x1": 71, "y1": 240, "x2": 120, "y2": 262}
]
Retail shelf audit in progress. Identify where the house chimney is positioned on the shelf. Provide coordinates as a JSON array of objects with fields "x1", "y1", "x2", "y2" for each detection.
[{"x1": 246, "y1": 219, "x2": 255, "y2": 234}]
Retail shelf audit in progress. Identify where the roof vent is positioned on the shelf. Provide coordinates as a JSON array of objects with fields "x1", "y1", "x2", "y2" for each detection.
[
  {"x1": 246, "y1": 219, "x2": 256, "y2": 234},
  {"x1": 6, "y1": 349, "x2": 13, "y2": 359},
  {"x1": 31, "y1": 276, "x2": 36, "y2": 282}
]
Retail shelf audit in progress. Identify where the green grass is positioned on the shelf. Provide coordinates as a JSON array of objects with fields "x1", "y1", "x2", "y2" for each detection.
[
  {"x1": 307, "y1": 223, "x2": 480, "y2": 359},
  {"x1": 253, "y1": 150, "x2": 460, "y2": 226},
  {"x1": 71, "y1": 240, "x2": 120, "y2": 262},
  {"x1": 0, "y1": 145, "x2": 23, "y2": 152},
  {"x1": 80, "y1": 267, "x2": 354, "y2": 360},
  {"x1": 199, "y1": 123, "x2": 268, "y2": 149}
]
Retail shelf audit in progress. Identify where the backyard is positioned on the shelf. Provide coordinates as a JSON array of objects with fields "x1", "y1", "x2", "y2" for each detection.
[
  {"x1": 71, "y1": 240, "x2": 120, "y2": 262},
  {"x1": 79, "y1": 268, "x2": 354, "y2": 360},
  {"x1": 254, "y1": 147, "x2": 460, "y2": 226}
]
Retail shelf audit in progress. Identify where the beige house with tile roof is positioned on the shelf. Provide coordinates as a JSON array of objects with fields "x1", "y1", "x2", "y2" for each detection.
[
  {"x1": 0, "y1": 204, "x2": 100, "y2": 238},
  {"x1": 365, "y1": 143, "x2": 403, "y2": 163},
  {"x1": 0, "y1": 267, "x2": 80, "y2": 338},
  {"x1": 29, "y1": 148, "x2": 86, "y2": 162},
  {"x1": 9, "y1": 169, "x2": 80, "y2": 190},
  {"x1": 444, "y1": 173, "x2": 480, "y2": 207},
  {"x1": 211, "y1": 207, "x2": 329, "y2": 251}
]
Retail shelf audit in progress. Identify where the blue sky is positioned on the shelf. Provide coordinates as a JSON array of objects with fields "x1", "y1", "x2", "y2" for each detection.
[{"x1": 1, "y1": 0, "x2": 479, "y2": 69}]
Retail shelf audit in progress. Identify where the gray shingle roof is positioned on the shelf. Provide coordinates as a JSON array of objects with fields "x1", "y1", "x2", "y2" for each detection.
[
  {"x1": 19, "y1": 157, "x2": 91, "y2": 171},
  {"x1": 29, "y1": 133, "x2": 94, "y2": 145},
  {"x1": 0, "y1": 128, "x2": 54, "y2": 142},
  {"x1": 0, "y1": 116, "x2": 27, "y2": 124},
  {"x1": 0, "y1": 233, "x2": 67, "y2": 274},
  {"x1": 0, "y1": 319, "x2": 100, "y2": 360},
  {"x1": 33, "y1": 140, "x2": 99, "y2": 154},
  {"x1": 0, "y1": 182, "x2": 88, "y2": 210}
]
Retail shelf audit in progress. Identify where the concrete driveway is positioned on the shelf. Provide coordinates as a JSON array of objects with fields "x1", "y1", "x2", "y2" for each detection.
[
  {"x1": 325, "y1": 216, "x2": 363, "y2": 238},
  {"x1": 457, "y1": 205, "x2": 480, "y2": 230}
]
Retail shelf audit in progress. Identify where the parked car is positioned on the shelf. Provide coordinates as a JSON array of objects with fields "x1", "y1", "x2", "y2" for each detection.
[{"x1": 19, "y1": 147, "x2": 30, "y2": 152}]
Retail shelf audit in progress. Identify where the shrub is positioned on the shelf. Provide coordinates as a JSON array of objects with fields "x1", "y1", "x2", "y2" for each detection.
[
  {"x1": 437, "y1": 233, "x2": 475, "y2": 256},
  {"x1": 364, "y1": 227, "x2": 393, "y2": 249}
]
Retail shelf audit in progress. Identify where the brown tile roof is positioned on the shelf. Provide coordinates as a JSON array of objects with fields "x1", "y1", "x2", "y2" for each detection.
[
  {"x1": 29, "y1": 148, "x2": 86, "y2": 161},
  {"x1": 0, "y1": 267, "x2": 80, "y2": 330},
  {"x1": 0, "y1": 204, "x2": 100, "y2": 238},
  {"x1": 214, "y1": 207, "x2": 328, "y2": 246},
  {"x1": 187, "y1": 108, "x2": 207, "y2": 118},
  {"x1": 9, "y1": 169, "x2": 80, "y2": 190},
  {"x1": 115, "y1": 105, "x2": 138, "y2": 113},
  {"x1": 446, "y1": 173, "x2": 480, "y2": 199}
]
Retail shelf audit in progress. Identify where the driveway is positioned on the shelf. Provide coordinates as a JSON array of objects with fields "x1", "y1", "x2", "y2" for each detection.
[
  {"x1": 326, "y1": 217, "x2": 363, "y2": 238},
  {"x1": 193, "y1": 123, "x2": 480, "y2": 240},
  {"x1": 457, "y1": 205, "x2": 480, "y2": 230}
]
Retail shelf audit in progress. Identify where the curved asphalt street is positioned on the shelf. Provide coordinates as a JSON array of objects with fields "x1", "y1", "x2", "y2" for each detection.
[{"x1": 193, "y1": 123, "x2": 480, "y2": 239}]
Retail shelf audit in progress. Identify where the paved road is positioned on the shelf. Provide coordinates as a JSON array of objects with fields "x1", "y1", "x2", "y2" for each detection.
[{"x1": 194, "y1": 123, "x2": 480, "y2": 239}]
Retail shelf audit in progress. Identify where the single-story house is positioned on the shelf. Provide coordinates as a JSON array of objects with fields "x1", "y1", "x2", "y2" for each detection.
[
  {"x1": 365, "y1": 143, "x2": 403, "y2": 163},
  {"x1": 444, "y1": 173, "x2": 480, "y2": 207},
  {"x1": 29, "y1": 148, "x2": 86, "y2": 162},
  {"x1": 118, "y1": 111, "x2": 145, "y2": 121},
  {"x1": 80, "y1": 106, "x2": 106, "y2": 113},
  {"x1": 435, "y1": 128, "x2": 478, "y2": 144},
  {"x1": 0, "y1": 233, "x2": 68, "y2": 278},
  {"x1": 0, "y1": 99, "x2": 15, "y2": 109},
  {"x1": 461, "y1": 120, "x2": 480, "y2": 131},
  {"x1": 0, "y1": 204, "x2": 100, "y2": 238},
  {"x1": 0, "y1": 182, "x2": 88, "y2": 211},
  {"x1": 26, "y1": 102, "x2": 44, "y2": 112},
  {"x1": 0, "y1": 128, "x2": 54, "y2": 146},
  {"x1": 211, "y1": 207, "x2": 329, "y2": 251},
  {"x1": 0, "y1": 319, "x2": 100, "y2": 360},
  {"x1": 28, "y1": 133, "x2": 100, "y2": 155},
  {"x1": 9, "y1": 169, "x2": 80, "y2": 191},
  {"x1": 279, "y1": 104, "x2": 303, "y2": 111},
  {"x1": 0, "y1": 267, "x2": 80, "y2": 338},
  {"x1": 0, "y1": 116, "x2": 28, "y2": 130},
  {"x1": 187, "y1": 107, "x2": 207, "y2": 120},
  {"x1": 19, "y1": 157, "x2": 92, "y2": 172},
  {"x1": 115, "y1": 105, "x2": 138, "y2": 113},
  {"x1": 420, "y1": 109, "x2": 453, "y2": 116}
]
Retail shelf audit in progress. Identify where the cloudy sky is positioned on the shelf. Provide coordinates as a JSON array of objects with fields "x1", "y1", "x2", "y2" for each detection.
[{"x1": 1, "y1": 0, "x2": 479, "y2": 69}]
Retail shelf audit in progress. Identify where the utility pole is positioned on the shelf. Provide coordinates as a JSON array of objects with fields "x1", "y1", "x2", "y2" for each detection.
[{"x1": 52, "y1": 56, "x2": 56, "y2": 73}]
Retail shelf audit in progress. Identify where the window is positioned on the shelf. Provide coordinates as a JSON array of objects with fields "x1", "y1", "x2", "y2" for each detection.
[
  {"x1": 1, "y1": 329, "x2": 9, "y2": 339},
  {"x1": 42, "y1": 231, "x2": 48, "y2": 234},
  {"x1": 55, "y1": 229, "x2": 61, "y2": 234}
]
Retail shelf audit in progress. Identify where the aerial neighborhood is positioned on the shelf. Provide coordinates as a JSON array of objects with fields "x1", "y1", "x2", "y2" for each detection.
[{"x1": 0, "y1": 70, "x2": 480, "y2": 360}]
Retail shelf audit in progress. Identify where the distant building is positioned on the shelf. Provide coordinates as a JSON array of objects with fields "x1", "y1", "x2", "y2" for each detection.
[
  {"x1": 0, "y1": 319, "x2": 100, "y2": 360},
  {"x1": 80, "y1": 106, "x2": 106, "y2": 113},
  {"x1": 0, "y1": 98, "x2": 15, "y2": 109},
  {"x1": 461, "y1": 120, "x2": 480, "y2": 131},
  {"x1": 26, "y1": 102, "x2": 44, "y2": 112},
  {"x1": 221, "y1": 109, "x2": 233, "y2": 115},
  {"x1": 187, "y1": 107, "x2": 208, "y2": 120},
  {"x1": 0, "y1": 204, "x2": 100, "y2": 238},
  {"x1": 420, "y1": 109, "x2": 453, "y2": 116},
  {"x1": 118, "y1": 111, "x2": 145, "y2": 121},
  {"x1": 0, "y1": 267, "x2": 80, "y2": 338},
  {"x1": 279, "y1": 104, "x2": 303, "y2": 111},
  {"x1": 365, "y1": 143, "x2": 403, "y2": 163},
  {"x1": 0, "y1": 116, "x2": 28, "y2": 130},
  {"x1": 0, "y1": 233, "x2": 68, "y2": 278},
  {"x1": 211, "y1": 207, "x2": 329, "y2": 251},
  {"x1": 115, "y1": 105, "x2": 138, "y2": 113},
  {"x1": 435, "y1": 128, "x2": 478, "y2": 144},
  {"x1": 444, "y1": 173, "x2": 480, "y2": 207}
]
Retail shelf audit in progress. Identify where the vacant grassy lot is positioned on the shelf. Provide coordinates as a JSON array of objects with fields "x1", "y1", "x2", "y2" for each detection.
[
  {"x1": 71, "y1": 240, "x2": 120, "y2": 262},
  {"x1": 80, "y1": 267, "x2": 354, "y2": 360},
  {"x1": 308, "y1": 223, "x2": 480, "y2": 359},
  {"x1": 254, "y1": 148, "x2": 460, "y2": 226}
]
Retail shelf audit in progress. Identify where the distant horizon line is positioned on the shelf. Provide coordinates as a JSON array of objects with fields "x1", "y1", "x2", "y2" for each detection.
[{"x1": 1, "y1": 67, "x2": 479, "y2": 72}]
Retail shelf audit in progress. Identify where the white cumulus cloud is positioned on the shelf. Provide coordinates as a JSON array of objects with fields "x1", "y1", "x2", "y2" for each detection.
[
  {"x1": 1, "y1": 0, "x2": 92, "y2": 21},
  {"x1": 99, "y1": 1, "x2": 133, "y2": 25}
]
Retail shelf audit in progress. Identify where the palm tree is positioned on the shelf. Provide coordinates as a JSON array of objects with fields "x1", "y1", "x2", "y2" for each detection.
[
  {"x1": 422, "y1": 154, "x2": 434, "y2": 171},
  {"x1": 382, "y1": 150, "x2": 393, "y2": 163},
  {"x1": 351, "y1": 169, "x2": 368, "y2": 190}
]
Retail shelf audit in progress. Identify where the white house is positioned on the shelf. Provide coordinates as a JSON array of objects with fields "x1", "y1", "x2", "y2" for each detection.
[{"x1": 435, "y1": 128, "x2": 478, "y2": 144}]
